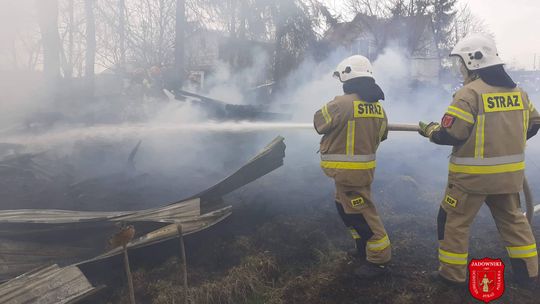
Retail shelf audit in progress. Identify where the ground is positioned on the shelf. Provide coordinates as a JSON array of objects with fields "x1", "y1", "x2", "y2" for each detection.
[{"x1": 91, "y1": 173, "x2": 540, "y2": 304}]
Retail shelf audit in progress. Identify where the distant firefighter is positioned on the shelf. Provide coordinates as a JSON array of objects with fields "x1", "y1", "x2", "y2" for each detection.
[
  {"x1": 313, "y1": 55, "x2": 390, "y2": 278},
  {"x1": 419, "y1": 34, "x2": 540, "y2": 287},
  {"x1": 108, "y1": 225, "x2": 136, "y2": 249}
]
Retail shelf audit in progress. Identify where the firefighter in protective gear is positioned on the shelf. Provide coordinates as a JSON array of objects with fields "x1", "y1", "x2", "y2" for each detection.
[
  {"x1": 419, "y1": 33, "x2": 540, "y2": 286},
  {"x1": 314, "y1": 55, "x2": 390, "y2": 278}
]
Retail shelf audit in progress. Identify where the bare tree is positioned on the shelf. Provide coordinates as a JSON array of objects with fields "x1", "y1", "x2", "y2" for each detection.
[
  {"x1": 346, "y1": 0, "x2": 391, "y2": 17},
  {"x1": 36, "y1": 0, "x2": 62, "y2": 83},
  {"x1": 175, "y1": 0, "x2": 186, "y2": 87},
  {"x1": 431, "y1": 0, "x2": 457, "y2": 57},
  {"x1": 452, "y1": 4, "x2": 491, "y2": 42},
  {"x1": 84, "y1": 0, "x2": 96, "y2": 96},
  {"x1": 119, "y1": 0, "x2": 126, "y2": 67}
]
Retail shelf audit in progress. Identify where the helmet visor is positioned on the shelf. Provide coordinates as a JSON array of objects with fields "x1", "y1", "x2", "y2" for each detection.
[{"x1": 450, "y1": 56, "x2": 465, "y2": 78}]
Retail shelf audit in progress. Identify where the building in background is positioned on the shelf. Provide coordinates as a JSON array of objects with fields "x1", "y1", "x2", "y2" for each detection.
[{"x1": 323, "y1": 13, "x2": 440, "y2": 84}]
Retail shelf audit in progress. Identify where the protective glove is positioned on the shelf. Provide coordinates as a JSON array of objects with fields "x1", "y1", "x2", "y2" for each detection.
[{"x1": 418, "y1": 121, "x2": 440, "y2": 138}]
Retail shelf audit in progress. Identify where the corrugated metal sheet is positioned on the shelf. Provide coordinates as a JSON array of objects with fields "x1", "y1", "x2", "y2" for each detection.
[
  {"x1": 0, "y1": 264, "x2": 97, "y2": 304},
  {"x1": 0, "y1": 198, "x2": 201, "y2": 224},
  {"x1": 0, "y1": 203, "x2": 231, "y2": 281},
  {"x1": 81, "y1": 205, "x2": 232, "y2": 264}
]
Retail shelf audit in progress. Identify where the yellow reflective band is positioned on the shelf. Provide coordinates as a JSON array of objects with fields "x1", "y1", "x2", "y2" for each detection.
[
  {"x1": 379, "y1": 120, "x2": 387, "y2": 142},
  {"x1": 447, "y1": 106, "x2": 474, "y2": 124},
  {"x1": 508, "y1": 244, "x2": 537, "y2": 251},
  {"x1": 439, "y1": 256, "x2": 468, "y2": 265},
  {"x1": 530, "y1": 102, "x2": 536, "y2": 112},
  {"x1": 439, "y1": 248, "x2": 468, "y2": 265},
  {"x1": 367, "y1": 235, "x2": 390, "y2": 251},
  {"x1": 474, "y1": 114, "x2": 485, "y2": 158},
  {"x1": 480, "y1": 115, "x2": 485, "y2": 157},
  {"x1": 446, "y1": 111, "x2": 474, "y2": 125},
  {"x1": 320, "y1": 160, "x2": 376, "y2": 170},
  {"x1": 449, "y1": 162, "x2": 525, "y2": 174},
  {"x1": 507, "y1": 244, "x2": 538, "y2": 259},
  {"x1": 349, "y1": 228, "x2": 360, "y2": 240},
  {"x1": 322, "y1": 104, "x2": 332, "y2": 124},
  {"x1": 523, "y1": 110, "x2": 530, "y2": 145},
  {"x1": 346, "y1": 120, "x2": 356, "y2": 156}
]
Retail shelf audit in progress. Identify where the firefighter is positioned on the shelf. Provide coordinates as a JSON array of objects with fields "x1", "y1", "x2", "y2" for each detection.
[
  {"x1": 419, "y1": 34, "x2": 540, "y2": 287},
  {"x1": 314, "y1": 55, "x2": 390, "y2": 278}
]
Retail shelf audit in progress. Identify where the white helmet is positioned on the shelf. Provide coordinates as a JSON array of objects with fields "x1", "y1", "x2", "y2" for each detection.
[
  {"x1": 333, "y1": 55, "x2": 374, "y2": 82},
  {"x1": 450, "y1": 34, "x2": 504, "y2": 70}
]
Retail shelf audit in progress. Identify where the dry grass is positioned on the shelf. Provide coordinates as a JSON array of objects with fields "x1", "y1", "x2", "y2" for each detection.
[{"x1": 116, "y1": 252, "x2": 279, "y2": 304}]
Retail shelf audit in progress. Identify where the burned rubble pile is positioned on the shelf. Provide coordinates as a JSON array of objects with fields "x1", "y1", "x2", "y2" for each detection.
[{"x1": 0, "y1": 136, "x2": 285, "y2": 304}]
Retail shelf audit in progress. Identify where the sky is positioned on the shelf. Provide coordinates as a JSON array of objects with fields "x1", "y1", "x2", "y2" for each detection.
[
  {"x1": 325, "y1": 0, "x2": 540, "y2": 70},
  {"x1": 465, "y1": 0, "x2": 540, "y2": 70}
]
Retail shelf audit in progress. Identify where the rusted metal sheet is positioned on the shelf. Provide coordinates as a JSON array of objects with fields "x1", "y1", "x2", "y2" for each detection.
[{"x1": 0, "y1": 264, "x2": 98, "y2": 304}]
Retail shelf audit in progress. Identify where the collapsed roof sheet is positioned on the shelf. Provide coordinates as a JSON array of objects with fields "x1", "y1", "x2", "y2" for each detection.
[
  {"x1": 0, "y1": 136, "x2": 286, "y2": 282},
  {"x1": 0, "y1": 264, "x2": 98, "y2": 304}
]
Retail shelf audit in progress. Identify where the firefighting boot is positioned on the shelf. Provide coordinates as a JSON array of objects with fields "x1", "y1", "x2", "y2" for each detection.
[
  {"x1": 429, "y1": 271, "x2": 466, "y2": 287},
  {"x1": 511, "y1": 259, "x2": 538, "y2": 290},
  {"x1": 347, "y1": 239, "x2": 367, "y2": 260},
  {"x1": 353, "y1": 262, "x2": 389, "y2": 279},
  {"x1": 512, "y1": 274, "x2": 538, "y2": 290},
  {"x1": 515, "y1": 278, "x2": 539, "y2": 291}
]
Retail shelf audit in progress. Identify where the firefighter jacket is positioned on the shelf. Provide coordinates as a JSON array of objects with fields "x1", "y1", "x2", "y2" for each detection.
[
  {"x1": 314, "y1": 94, "x2": 388, "y2": 187},
  {"x1": 431, "y1": 78, "x2": 540, "y2": 194}
]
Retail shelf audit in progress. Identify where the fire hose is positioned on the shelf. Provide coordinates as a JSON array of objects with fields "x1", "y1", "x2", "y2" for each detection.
[{"x1": 388, "y1": 123, "x2": 536, "y2": 224}]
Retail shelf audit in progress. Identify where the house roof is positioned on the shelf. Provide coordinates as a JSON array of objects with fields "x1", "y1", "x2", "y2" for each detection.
[{"x1": 323, "y1": 13, "x2": 436, "y2": 57}]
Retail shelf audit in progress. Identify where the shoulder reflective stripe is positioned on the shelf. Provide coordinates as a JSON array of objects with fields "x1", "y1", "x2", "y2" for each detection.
[
  {"x1": 346, "y1": 120, "x2": 356, "y2": 156},
  {"x1": 450, "y1": 154, "x2": 525, "y2": 166},
  {"x1": 367, "y1": 235, "x2": 390, "y2": 251},
  {"x1": 439, "y1": 248, "x2": 468, "y2": 265},
  {"x1": 523, "y1": 110, "x2": 530, "y2": 145},
  {"x1": 321, "y1": 154, "x2": 376, "y2": 162},
  {"x1": 447, "y1": 106, "x2": 475, "y2": 124},
  {"x1": 320, "y1": 160, "x2": 376, "y2": 170},
  {"x1": 474, "y1": 114, "x2": 485, "y2": 158},
  {"x1": 507, "y1": 244, "x2": 537, "y2": 259},
  {"x1": 449, "y1": 162, "x2": 525, "y2": 174},
  {"x1": 322, "y1": 104, "x2": 332, "y2": 124}
]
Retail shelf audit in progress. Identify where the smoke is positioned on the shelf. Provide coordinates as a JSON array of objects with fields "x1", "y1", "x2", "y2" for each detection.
[
  {"x1": 263, "y1": 45, "x2": 540, "y2": 219},
  {"x1": 203, "y1": 47, "x2": 271, "y2": 105},
  {"x1": 259, "y1": 46, "x2": 450, "y2": 216},
  {"x1": 0, "y1": 3, "x2": 539, "y2": 221}
]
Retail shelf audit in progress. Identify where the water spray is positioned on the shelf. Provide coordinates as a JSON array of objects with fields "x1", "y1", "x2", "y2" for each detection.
[{"x1": 0, "y1": 121, "x2": 535, "y2": 222}]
